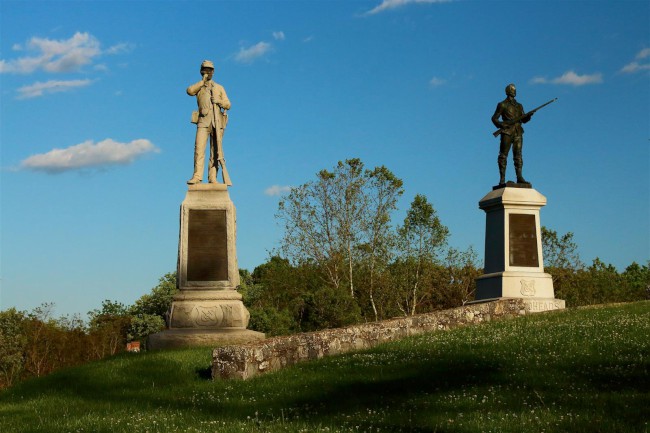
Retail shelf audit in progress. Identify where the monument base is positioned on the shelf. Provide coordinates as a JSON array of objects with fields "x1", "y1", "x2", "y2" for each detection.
[
  {"x1": 168, "y1": 290, "x2": 251, "y2": 329},
  {"x1": 148, "y1": 328, "x2": 265, "y2": 350},
  {"x1": 468, "y1": 297, "x2": 565, "y2": 313},
  {"x1": 476, "y1": 271, "x2": 554, "y2": 299}
]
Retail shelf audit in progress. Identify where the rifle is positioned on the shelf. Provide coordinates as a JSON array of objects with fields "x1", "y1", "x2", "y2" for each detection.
[
  {"x1": 211, "y1": 89, "x2": 232, "y2": 186},
  {"x1": 493, "y1": 97, "x2": 557, "y2": 137}
]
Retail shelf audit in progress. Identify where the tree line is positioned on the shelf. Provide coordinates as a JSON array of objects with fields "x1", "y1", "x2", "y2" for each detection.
[
  {"x1": 0, "y1": 273, "x2": 176, "y2": 389},
  {"x1": 1, "y1": 159, "x2": 647, "y2": 389},
  {"x1": 240, "y1": 159, "x2": 648, "y2": 335}
]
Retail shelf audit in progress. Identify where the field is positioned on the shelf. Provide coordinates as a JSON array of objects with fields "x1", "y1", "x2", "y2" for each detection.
[{"x1": 1, "y1": 302, "x2": 648, "y2": 433}]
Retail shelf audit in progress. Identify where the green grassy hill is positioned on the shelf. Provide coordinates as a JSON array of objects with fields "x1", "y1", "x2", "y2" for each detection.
[{"x1": 1, "y1": 302, "x2": 648, "y2": 433}]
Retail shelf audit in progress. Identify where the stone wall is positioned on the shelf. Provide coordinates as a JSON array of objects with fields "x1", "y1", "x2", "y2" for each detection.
[{"x1": 212, "y1": 299, "x2": 528, "y2": 380}]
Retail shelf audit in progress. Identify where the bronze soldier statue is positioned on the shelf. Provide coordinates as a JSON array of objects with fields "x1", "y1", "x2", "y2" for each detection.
[{"x1": 491, "y1": 83, "x2": 533, "y2": 185}]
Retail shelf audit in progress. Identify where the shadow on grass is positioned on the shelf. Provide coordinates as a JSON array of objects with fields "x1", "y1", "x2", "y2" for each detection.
[{"x1": 3, "y1": 302, "x2": 648, "y2": 432}]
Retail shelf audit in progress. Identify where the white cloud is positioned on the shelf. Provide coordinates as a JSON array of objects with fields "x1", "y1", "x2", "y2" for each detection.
[
  {"x1": 620, "y1": 48, "x2": 650, "y2": 74},
  {"x1": 20, "y1": 139, "x2": 160, "y2": 173},
  {"x1": 621, "y1": 62, "x2": 650, "y2": 74},
  {"x1": 265, "y1": 185, "x2": 292, "y2": 196},
  {"x1": 0, "y1": 32, "x2": 101, "y2": 74},
  {"x1": 429, "y1": 76, "x2": 446, "y2": 87},
  {"x1": 272, "y1": 31, "x2": 285, "y2": 41},
  {"x1": 105, "y1": 42, "x2": 135, "y2": 55},
  {"x1": 17, "y1": 79, "x2": 93, "y2": 99},
  {"x1": 530, "y1": 70, "x2": 603, "y2": 86},
  {"x1": 364, "y1": 0, "x2": 450, "y2": 15},
  {"x1": 235, "y1": 42, "x2": 272, "y2": 63},
  {"x1": 636, "y1": 48, "x2": 650, "y2": 59},
  {"x1": 0, "y1": 32, "x2": 133, "y2": 74}
]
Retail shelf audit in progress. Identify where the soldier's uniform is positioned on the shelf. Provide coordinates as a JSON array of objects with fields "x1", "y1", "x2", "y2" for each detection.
[
  {"x1": 491, "y1": 85, "x2": 531, "y2": 184},
  {"x1": 187, "y1": 60, "x2": 231, "y2": 184}
]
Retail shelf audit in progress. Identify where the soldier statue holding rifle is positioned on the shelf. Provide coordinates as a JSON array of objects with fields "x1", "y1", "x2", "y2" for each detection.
[
  {"x1": 186, "y1": 60, "x2": 232, "y2": 185},
  {"x1": 491, "y1": 83, "x2": 556, "y2": 186}
]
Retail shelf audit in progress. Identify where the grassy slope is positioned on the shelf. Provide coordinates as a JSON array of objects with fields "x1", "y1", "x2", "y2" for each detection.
[{"x1": 1, "y1": 302, "x2": 648, "y2": 433}]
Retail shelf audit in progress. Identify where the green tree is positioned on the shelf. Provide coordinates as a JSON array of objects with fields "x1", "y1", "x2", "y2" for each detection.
[
  {"x1": 393, "y1": 194, "x2": 449, "y2": 315},
  {"x1": 277, "y1": 159, "x2": 368, "y2": 296},
  {"x1": 0, "y1": 308, "x2": 27, "y2": 388},
  {"x1": 622, "y1": 261, "x2": 650, "y2": 300},
  {"x1": 129, "y1": 272, "x2": 178, "y2": 319},
  {"x1": 357, "y1": 166, "x2": 404, "y2": 321},
  {"x1": 87, "y1": 300, "x2": 131, "y2": 357},
  {"x1": 541, "y1": 226, "x2": 583, "y2": 270}
]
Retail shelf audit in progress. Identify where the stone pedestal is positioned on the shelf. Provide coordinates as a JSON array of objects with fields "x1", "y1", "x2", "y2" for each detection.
[
  {"x1": 473, "y1": 186, "x2": 565, "y2": 313},
  {"x1": 148, "y1": 184, "x2": 264, "y2": 349}
]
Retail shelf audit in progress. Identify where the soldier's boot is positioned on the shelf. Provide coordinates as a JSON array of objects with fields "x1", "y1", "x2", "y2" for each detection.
[
  {"x1": 499, "y1": 165, "x2": 506, "y2": 185},
  {"x1": 515, "y1": 166, "x2": 528, "y2": 184},
  {"x1": 187, "y1": 176, "x2": 201, "y2": 185}
]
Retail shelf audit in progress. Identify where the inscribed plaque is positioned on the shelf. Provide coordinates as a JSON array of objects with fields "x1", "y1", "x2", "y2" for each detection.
[
  {"x1": 509, "y1": 214, "x2": 539, "y2": 267},
  {"x1": 187, "y1": 209, "x2": 228, "y2": 281}
]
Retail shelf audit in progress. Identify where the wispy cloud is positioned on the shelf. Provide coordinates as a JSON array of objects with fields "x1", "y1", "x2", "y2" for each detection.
[
  {"x1": 531, "y1": 70, "x2": 603, "y2": 86},
  {"x1": 20, "y1": 139, "x2": 160, "y2": 173},
  {"x1": 272, "y1": 31, "x2": 285, "y2": 41},
  {"x1": 235, "y1": 42, "x2": 272, "y2": 63},
  {"x1": 105, "y1": 42, "x2": 136, "y2": 55},
  {"x1": 0, "y1": 32, "x2": 101, "y2": 74},
  {"x1": 364, "y1": 0, "x2": 450, "y2": 16},
  {"x1": 429, "y1": 76, "x2": 446, "y2": 87},
  {"x1": 17, "y1": 79, "x2": 93, "y2": 99},
  {"x1": 265, "y1": 185, "x2": 292, "y2": 196},
  {"x1": 620, "y1": 48, "x2": 650, "y2": 74}
]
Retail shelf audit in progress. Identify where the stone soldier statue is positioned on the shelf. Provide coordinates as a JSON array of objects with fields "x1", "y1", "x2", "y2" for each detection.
[
  {"x1": 186, "y1": 60, "x2": 231, "y2": 185},
  {"x1": 491, "y1": 83, "x2": 533, "y2": 185}
]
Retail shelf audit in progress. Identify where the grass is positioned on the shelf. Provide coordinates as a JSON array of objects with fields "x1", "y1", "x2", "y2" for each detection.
[{"x1": 1, "y1": 301, "x2": 648, "y2": 433}]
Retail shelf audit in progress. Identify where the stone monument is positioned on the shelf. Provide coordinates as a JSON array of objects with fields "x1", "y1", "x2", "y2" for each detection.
[
  {"x1": 148, "y1": 60, "x2": 264, "y2": 349},
  {"x1": 473, "y1": 85, "x2": 564, "y2": 313}
]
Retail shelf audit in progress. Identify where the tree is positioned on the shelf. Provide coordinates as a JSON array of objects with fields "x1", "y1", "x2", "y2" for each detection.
[
  {"x1": 0, "y1": 309, "x2": 27, "y2": 388},
  {"x1": 393, "y1": 194, "x2": 449, "y2": 315},
  {"x1": 434, "y1": 246, "x2": 481, "y2": 308},
  {"x1": 356, "y1": 166, "x2": 404, "y2": 321},
  {"x1": 622, "y1": 261, "x2": 650, "y2": 300},
  {"x1": 541, "y1": 226, "x2": 583, "y2": 271},
  {"x1": 129, "y1": 272, "x2": 178, "y2": 319},
  {"x1": 87, "y1": 300, "x2": 131, "y2": 357},
  {"x1": 276, "y1": 159, "x2": 404, "y2": 309}
]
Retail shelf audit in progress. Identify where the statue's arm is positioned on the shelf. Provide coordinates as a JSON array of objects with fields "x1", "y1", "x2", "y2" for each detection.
[
  {"x1": 520, "y1": 104, "x2": 533, "y2": 123},
  {"x1": 491, "y1": 103, "x2": 504, "y2": 128},
  {"x1": 186, "y1": 80, "x2": 204, "y2": 96},
  {"x1": 213, "y1": 85, "x2": 231, "y2": 110}
]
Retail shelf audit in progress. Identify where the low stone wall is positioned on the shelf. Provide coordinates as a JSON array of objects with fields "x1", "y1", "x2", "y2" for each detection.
[{"x1": 212, "y1": 299, "x2": 527, "y2": 380}]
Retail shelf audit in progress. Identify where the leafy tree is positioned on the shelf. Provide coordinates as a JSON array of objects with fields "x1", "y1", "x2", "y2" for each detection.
[
  {"x1": 277, "y1": 159, "x2": 368, "y2": 296},
  {"x1": 130, "y1": 272, "x2": 178, "y2": 319},
  {"x1": 0, "y1": 308, "x2": 27, "y2": 388},
  {"x1": 622, "y1": 261, "x2": 650, "y2": 300},
  {"x1": 127, "y1": 314, "x2": 165, "y2": 343},
  {"x1": 393, "y1": 194, "x2": 449, "y2": 315},
  {"x1": 541, "y1": 226, "x2": 583, "y2": 271},
  {"x1": 87, "y1": 300, "x2": 131, "y2": 357},
  {"x1": 357, "y1": 166, "x2": 404, "y2": 321},
  {"x1": 433, "y1": 246, "x2": 481, "y2": 308}
]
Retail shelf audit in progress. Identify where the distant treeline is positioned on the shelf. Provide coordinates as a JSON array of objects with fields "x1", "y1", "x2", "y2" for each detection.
[{"x1": 1, "y1": 159, "x2": 647, "y2": 389}]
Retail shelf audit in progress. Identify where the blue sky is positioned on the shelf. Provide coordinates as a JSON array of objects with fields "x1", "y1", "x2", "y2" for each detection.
[{"x1": 1, "y1": 0, "x2": 648, "y2": 317}]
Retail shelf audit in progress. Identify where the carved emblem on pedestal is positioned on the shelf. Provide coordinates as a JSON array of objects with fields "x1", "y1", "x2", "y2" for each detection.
[{"x1": 520, "y1": 279, "x2": 536, "y2": 296}]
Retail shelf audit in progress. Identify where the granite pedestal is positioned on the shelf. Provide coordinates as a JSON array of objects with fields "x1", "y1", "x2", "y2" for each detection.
[
  {"x1": 473, "y1": 186, "x2": 565, "y2": 313},
  {"x1": 148, "y1": 184, "x2": 264, "y2": 349}
]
